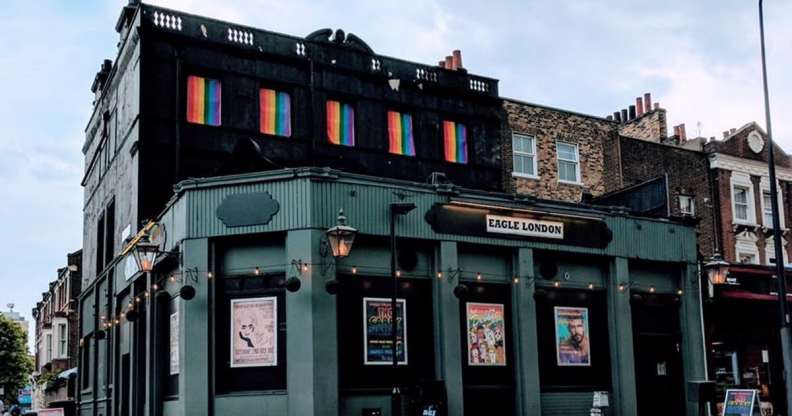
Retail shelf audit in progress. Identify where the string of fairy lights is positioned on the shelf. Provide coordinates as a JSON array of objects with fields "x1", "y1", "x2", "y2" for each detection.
[{"x1": 95, "y1": 260, "x2": 684, "y2": 331}]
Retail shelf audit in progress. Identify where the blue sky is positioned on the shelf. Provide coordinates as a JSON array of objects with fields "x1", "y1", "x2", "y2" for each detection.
[{"x1": 1, "y1": 0, "x2": 790, "y2": 352}]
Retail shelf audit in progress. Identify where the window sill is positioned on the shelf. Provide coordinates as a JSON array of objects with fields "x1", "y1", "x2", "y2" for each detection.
[
  {"x1": 512, "y1": 173, "x2": 539, "y2": 180},
  {"x1": 558, "y1": 179, "x2": 584, "y2": 187}
]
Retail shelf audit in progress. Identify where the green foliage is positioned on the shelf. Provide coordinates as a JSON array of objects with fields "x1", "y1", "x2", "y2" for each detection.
[{"x1": 0, "y1": 314, "x2": 33, "y2": 404}]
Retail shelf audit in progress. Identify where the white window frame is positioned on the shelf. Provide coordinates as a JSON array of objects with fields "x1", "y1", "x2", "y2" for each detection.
[
  {"x1": 556, "y1": 141, "x2": 582, "y2": 185},
  {"x1": 679, "y1": 195, "x2": 695, "y2": 216},
  {"x1": 735, "y1": 239, "x2": 760, "y2": 265},
  {"x1": 511, "y1": 133, "x2": 538, "y2": 179},
  {"x1": 759, "y1": 177, "x2": 786, "y2": 229},
  {"x1": 45, "y1": 333, "x2": 52, "y2": 363},
  {"x1": 765, "y1": 240, "x2": 789, "y2": 266},
  {"x1": 730, "y1": 173, "x2": 756, "y2": 225},
  {"x1": 57, "y1": 322, "x2": 68, "y2": 358}
]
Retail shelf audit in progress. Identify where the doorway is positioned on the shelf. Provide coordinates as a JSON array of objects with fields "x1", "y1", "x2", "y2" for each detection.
[{"x1": 632, "y1": 295, "x2": 685, "y2": 416}]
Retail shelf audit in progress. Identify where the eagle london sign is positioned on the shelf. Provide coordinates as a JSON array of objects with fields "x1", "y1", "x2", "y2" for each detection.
[{"x1": 486, "y1": 215, "x2": 564, "y2": 239}]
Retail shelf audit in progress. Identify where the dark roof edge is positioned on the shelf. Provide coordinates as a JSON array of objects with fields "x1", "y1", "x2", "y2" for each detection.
[{"x1": 502, "y1": 97, "x2": 617, "y2": 124}]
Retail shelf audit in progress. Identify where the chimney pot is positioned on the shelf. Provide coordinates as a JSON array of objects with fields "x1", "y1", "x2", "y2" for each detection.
[
  {"x1": 614, "y1": 111, "x2": 622, "y2": 123},
  {"x1": 452, "y1": 50, "x2": 463, "y2": 70},
  {"x1": 679, "y1": 123, "x2": 687, "y2": 141},
  {"x1": 644, "y1": 93, "x2": 652, "y2": 112},
  {"x1": 636, "y1": 97, "x2": 644, "y2": 117},
  {"x1": 606, "y1": 115, "x2": 613, "y2": 121},
  {"x1": 628, "y1": 105, "x2": 636, "y2": 120},
  {"x1": 621, "y1": 109, "x2": 628, "y2": 123},
  {"x1": 673, "y1": 125, "x2": 680, "y2": 137},
  {"x1": 439, "y1": 60, "x2": 446, "y2": 69},
  {"x1": 445, "y1": 56, "x2": 453, "y2": 70},
  {"x1": 653, "y1": 102, "x2": 660, "y2": 110},
  {"x1": 730, "y1": 128, "x2": 736, "y2": 134},
  {"x1": 723, "y1": 131, "x2": 729, "y2": 138}
]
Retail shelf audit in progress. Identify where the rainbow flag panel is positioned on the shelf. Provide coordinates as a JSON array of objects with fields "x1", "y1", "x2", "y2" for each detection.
[
  {"x1": 259, "y1": 88, "x2": 292, "y2": 137},
  {"x1": 387, "y1": 111, "x2": 416, "y2": 156},
  {"x1": 443, "y1": 120, "x2": 468, "y2": 163},
  {"x1": 186, "y1": 75, "x2": 221, "y2": 126},
  {"x1": 326, "y1": 100, "x2": 355, "y2": 146}
]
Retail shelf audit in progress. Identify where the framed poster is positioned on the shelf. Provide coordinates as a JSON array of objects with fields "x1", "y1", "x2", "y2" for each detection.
[
  {"x1": 722, "y1": 389, "x2": 758, "y2": 416},
  {"x1": 554, "y1": 306, "x2": 591, "y2": 366},
  {"x1": 230, "y1": 297, "x2": 278, "y2": 368},
  {"x1": 169, "y1": 311, "x2": 179, "y2": 375},
  {"x1": 466, "y1": 302, "x2": 506, "y2": 366},
  {"x1": 363, "y1": 297, "x2": 407, "y2": 365}
]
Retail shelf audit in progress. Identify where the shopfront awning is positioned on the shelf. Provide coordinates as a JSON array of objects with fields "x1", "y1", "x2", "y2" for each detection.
[
  {"x1": 720, "y1": 290, "x2": 792, "y2": 302},
  {"x1": 58, "y1": 367, "x2": 77, "y2": 379}
]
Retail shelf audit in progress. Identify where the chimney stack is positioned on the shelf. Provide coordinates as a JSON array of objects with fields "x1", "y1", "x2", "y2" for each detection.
[
  {"x1": 452, "y1": 50, "x2": 463, "y2": 70},
  {"x1": 644, "y1": 93, "x2": 652, "y2": 113},
  {"x1": 636, "y1": 97, "x2": 644, "y2": 117}
]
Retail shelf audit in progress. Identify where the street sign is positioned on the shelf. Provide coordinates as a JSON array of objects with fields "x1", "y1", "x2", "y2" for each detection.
[{"x1": 722, "y1": 389, "x2": 759, "y2": 416}]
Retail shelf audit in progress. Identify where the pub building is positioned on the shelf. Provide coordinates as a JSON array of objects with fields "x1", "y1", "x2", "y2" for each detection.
[{"x1": 77, "y1": 3, "x2": 706, "y2": 416}]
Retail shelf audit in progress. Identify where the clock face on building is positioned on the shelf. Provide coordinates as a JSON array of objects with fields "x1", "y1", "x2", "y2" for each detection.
[{"x1": 748, "y1": 131, "x2": 765, "y2": 154}]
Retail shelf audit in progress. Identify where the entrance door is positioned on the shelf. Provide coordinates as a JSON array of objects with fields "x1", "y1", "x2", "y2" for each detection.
[{"x1": 632, "y1": 297, "x2": 685, "y2": 416}]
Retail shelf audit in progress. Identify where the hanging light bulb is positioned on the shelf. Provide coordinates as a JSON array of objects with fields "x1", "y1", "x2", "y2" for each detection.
[
  {"x1": 587, "y1": 283, "x2": 594, "y2": 290},
  {"x1": 649, "y1": 286, "x2": 656, "y2": 293},
  {"x1": 254, "y1": 266, "x2": 261, "y2": 276},
  {"x1": 677, "y1": 288, "x2": 683, "y2": 295},
  {"x1": 351, "y1": 266, "x2": 357, "y2": 274},
  {"x1": 476, "y1": 272, "x2": 482, "y2": 281},
  {"x1": 207, "y1": 271, "x2": 214, "y2": 279},
  {"x1": 437, "y1": 272, "x2": 443, "y2": 279},
  {"x1": 513, "y1": 277, "x2": 519, "y2": 284},
  {"x1": 553, "y1": 281, "x2": 560, "y2": 288},
  {"x1": 395, "y1": 270, "x2": 401, "y2": 277}
]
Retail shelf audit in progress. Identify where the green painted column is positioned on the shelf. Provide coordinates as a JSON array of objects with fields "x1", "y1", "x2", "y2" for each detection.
[
  {"x1": 435, "y1": 241, "x2": 463, "y2": 416},
  {"x1": 514, "y1": 247, "x2": 541, "y2": 416},
  {"x1": 285, "y1": 229, "x2": 338, "y2": 416},
  {"x1": 607, "y1": 257, "x2": 637, "y2": 416},
  {"x1": 181, "y1": 238, "x2": 210, "y2": 416},
  {"x1": 680, "y1": 262, "x2": 706, "y2": 416}
]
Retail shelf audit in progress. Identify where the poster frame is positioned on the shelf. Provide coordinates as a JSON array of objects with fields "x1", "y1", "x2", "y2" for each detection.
[
  {"x1": 363, "y1": 297, "x2": 408, "y2": 366},
  {"x1": 230, "y1": 296, "x2": 278, "y2": 368}
]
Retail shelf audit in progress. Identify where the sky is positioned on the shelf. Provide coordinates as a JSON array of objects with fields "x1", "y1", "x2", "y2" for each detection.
[{"x1": 0, "y1": 0, "x2": 790, "y2": 352}]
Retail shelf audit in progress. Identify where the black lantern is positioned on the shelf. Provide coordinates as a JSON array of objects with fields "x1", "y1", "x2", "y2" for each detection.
[
  {"x1": 326, "y1": 209, "x2": 357, "y2": 259},
  {"x1": 133, "y1": 235, "x2": 159, "y2": 273},
  {"x1": 179, "y1": 285, "x2": 196, "y2": 300},
  {"x1": 704, "y1": 252, "x2": 729, "y2": 285}
]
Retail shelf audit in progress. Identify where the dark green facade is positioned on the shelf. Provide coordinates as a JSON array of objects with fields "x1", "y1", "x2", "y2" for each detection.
[{"x1": 79, "y1": 168, "x2": 705, "y2": 416}]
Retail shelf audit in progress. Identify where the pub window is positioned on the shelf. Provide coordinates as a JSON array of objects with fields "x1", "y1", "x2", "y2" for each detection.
[
  {"x1": 387, "y1": 111, "x2": 416, "y2": 156},
  {"x1": 337, "y1": 274, "x2": 435, "y2": 390},
  {"x1": 186, "y1": 75, "x2": 222, "y2": 126},
  {"x1": 326, "y1": 99, "x2": 355, "y2": 146},
  {"x1": 81, "y1": 336, "x2": 91, "y2": 390},
  {"x1": 259, "y1": 88, "x2": 292, "y2": 137},
  {"x1": 215, "y1": 274, "x2": 286, "y2": 393},
  {"x1": 158, "y1": 296, "x2": 179, "y2": 398},
  {"x1": 512, "y1": 133, "x2": 537, "y2": 178},
  {"x1": 535, "y1": 289, "x2": 611, "y2": 390},
  {"x1": 556, "y1": 141, "x2": 580, "y2": 184},
  {"x1": 443, "y1": 120, "x2": 468, "y2": 164}
]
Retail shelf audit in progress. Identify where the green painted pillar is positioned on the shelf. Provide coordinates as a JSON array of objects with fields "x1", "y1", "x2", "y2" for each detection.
[
  {"x1": 680, "y1": 262, "x2": 706, "y2": 416},
  {"x1": 435, "y1": 241, "x2": 463, "y2": 416},
  {"x1": 181, "y1": 238, "x2": 210, "y2": 416},
  {"x1": 514, "y1": 247, "x2": 541, "y2": 416},
  {"x1": 607, "y1": 257, "x2": 637, "y2": 416},
  {"x1": 285, "y1": 229, "x2": 338, "y2": 416}
]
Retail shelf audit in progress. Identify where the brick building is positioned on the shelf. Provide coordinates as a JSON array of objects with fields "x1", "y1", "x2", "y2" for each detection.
[
  {"x1": 502, "y1": 99, "x2": 615, "y2": 203},
  {"x1": 593, "y1": 93, "x2": 792, "y2": 413},
  {"x1": 32, "y1": 250, "x2": 82, "y2": 413}
]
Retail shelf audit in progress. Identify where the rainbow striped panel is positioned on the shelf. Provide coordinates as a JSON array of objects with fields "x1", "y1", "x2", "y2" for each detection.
[
  {"x1": 186, "y1": 75, "x2": 221, "y2": 126},
  {"x1": 443, "y1": 120, "x2": 468, "y2": 163},
  {"x1": 387, "y1": 111, "x2": 416, "y2": 156},
  {"x1": 259, "y1": 88, "x2": 292, "y2": 137},
  {"x1": 326, "y1": 100, "x2": 355, "y2": 146}
]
